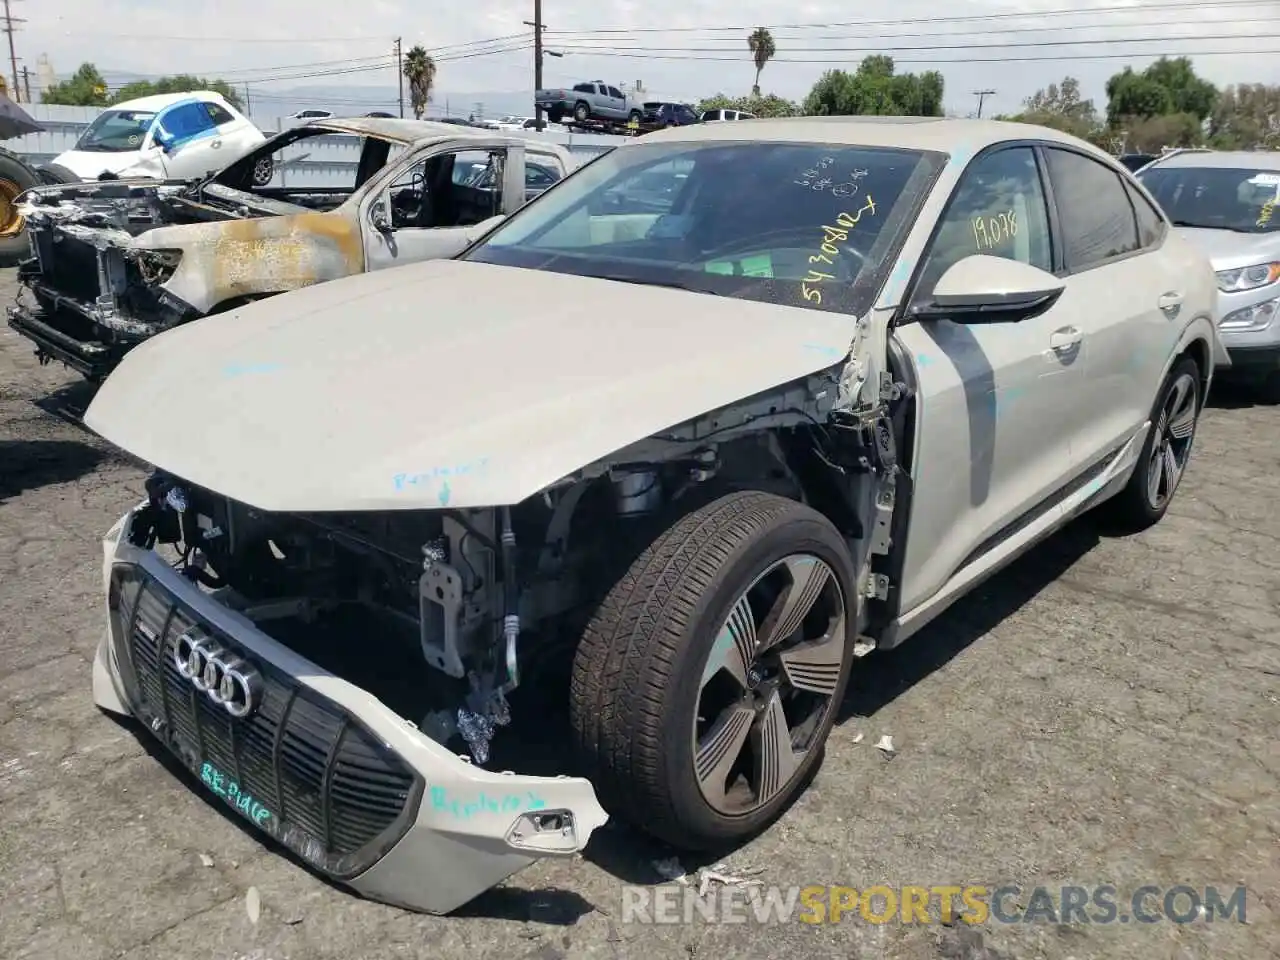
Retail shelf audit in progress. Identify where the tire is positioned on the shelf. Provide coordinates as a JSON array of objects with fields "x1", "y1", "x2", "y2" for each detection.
[
  {"x1": 1257, "y1": 370, "x2": 1280, "y2": 405},
  {"x1": 0, "y1": 147, "x2": 40, "y2": 266},
  {"x1": 37, "y1": 162, "x2": 80, "y2": 185},
  {"x1": 573, "y1": 101, "x2": 591, "y2": 123},
  {"x1": 628, "y1": 110, "x2": 642, "y2": 123},
  {"x1": 570, "y1": 490, "x2": 857, "y2": 851},
  {"x1": 250, "y1": 155, "x2": 274, "y2": 187},
  {"x1": 1097, "y1": 355, "x2": 1201, "y2": 531}
]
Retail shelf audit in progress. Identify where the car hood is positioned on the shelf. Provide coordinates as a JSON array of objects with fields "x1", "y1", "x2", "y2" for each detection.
[
  {"x1": 1173, "y1": 226, "x2": 1280, "y2": 269},
  {"x1": 84, "y1": 259, "x2": 856, "y2": 513},
  {"x1": 51, "y1": 149, "x2": 149, "y2": 180}
]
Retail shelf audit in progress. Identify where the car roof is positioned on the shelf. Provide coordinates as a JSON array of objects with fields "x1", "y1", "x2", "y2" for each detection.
[
  {"x1": 107, "y1": 91, "x2": 230, "y2": 112},
  {"x1": 1145, "y1": 149, "x2": 1280, "y2": 172},
  {"x1": 306, "y1": 116, "x2": 510, "y2": 144},
  {"x1": 635, "y1": 116, "x2": 1106, "y2": 155}
]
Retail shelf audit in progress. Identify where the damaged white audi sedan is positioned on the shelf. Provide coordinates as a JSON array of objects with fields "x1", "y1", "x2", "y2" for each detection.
[{"x1": 82, "y1": 117, "x2": 1226, "y2": 914}]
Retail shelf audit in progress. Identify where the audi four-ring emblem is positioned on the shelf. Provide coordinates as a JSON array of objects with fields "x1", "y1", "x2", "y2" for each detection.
[{"x1": 173, "y1": 631, "x2": 263, "y2": 718}]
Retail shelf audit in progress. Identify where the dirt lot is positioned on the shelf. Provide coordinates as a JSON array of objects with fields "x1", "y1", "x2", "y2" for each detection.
[{"x1": 1, "y1": 267, "x2": 1277, "y2": 960}]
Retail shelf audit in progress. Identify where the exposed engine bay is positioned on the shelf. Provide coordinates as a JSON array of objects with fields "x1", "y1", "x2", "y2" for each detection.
[{"x1": 121, "y1": 371, "x2": 904, "y2": 768}]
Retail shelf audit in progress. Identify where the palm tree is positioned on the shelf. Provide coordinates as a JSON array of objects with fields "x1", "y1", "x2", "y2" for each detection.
[
  {"x1": 403, "y1": 45, "x2": 437, "y2": 119},
  {"x1": 747, "y1": 27, "x2": 776, "y2": 97}
]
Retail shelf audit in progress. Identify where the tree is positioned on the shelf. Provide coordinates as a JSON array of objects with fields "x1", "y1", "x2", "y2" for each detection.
[
  {"x1": 696, "y1": 92, "x2": 798, "y2": 118},
  {"x1": 110, "y1": 75, "x2": 243, "y2": 110},
  {"x1": 802, "y1": 57, "x2": 944, "y2": 117},
  {"x1": 999, "y1": 76, "x2": 1102, "y2": 142},
  {"x1": 1209, "y1": 84, "x2": 1280, "y2": 150},
  {"x1": 1106, "y1": 57, "x2": 1217, "y2": 126},
  {"x1": 747, "y1": 28, "x2": 775, "y2": 97},
  {"x1": 403, "y1": 45, "x2": 436, "y2": 120},
  {"x1": 42, "y1": 62, "x2": 109, "y2": 106}
]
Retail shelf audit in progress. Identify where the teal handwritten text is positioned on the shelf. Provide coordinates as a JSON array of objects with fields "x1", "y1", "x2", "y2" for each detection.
[
  {"x1": 201, "y1": 762, "x2": 274, "y2": 827},
  {"x1": 430, "y1": 785, "x2": 547, "y2": 819}
]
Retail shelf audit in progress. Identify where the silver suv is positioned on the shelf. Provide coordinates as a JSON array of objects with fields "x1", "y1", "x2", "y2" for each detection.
[{"x1": 1138, "y1": 150, "x2": 1280, "y2": 401}]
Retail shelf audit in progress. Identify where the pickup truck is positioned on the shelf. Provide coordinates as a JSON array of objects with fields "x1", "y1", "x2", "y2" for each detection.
[
  {"x1": 8, "y1": 116, "x2": 574, "y2": 381},
  {"x1": 535, "y1": 82, "x2": 643, "y2": 126}
]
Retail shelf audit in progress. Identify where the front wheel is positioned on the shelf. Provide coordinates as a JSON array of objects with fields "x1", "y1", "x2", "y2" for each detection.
[
  {"x1": 570, "y1": 491, "x2": 857, "y2": 850},
  {"x1": 1097, "y1": 355, "x2": 1201, "y2": 531}
]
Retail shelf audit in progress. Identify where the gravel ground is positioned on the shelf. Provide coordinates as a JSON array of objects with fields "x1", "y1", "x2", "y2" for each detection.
[{"x1": 1, "y1": 266, "x2": 1277, "y2": 960}]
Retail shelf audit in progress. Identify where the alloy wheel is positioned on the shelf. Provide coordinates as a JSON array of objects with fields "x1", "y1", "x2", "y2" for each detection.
[
  {"x1": 692, "y1": 553, "x2": 847, "y2": 816},
  {"x1": 0, "y1": 176, "x2": 24, "y2": 238},
  {"x1": 1146, "y1": 371, "x2": 1198, "y2": 511}
]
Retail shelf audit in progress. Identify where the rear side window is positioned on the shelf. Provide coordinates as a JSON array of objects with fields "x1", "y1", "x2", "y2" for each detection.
[
  {"x1": 205, "y1": 103, "x2": 236, "y2": 125},
  {"x1": 1123, "y1": 179, "x2": 1166, "y2": 248},
  {"x1": 573, "y1": 83, "x2": 594, "y2": 93},
  {"x1": 1044, "y1": 147, "x2": 1140, "y2": 271}
]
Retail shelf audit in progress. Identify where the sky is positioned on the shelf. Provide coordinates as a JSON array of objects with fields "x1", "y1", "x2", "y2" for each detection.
[{"x1": 20, "y1": 0, "x2": 1280, "y2": 118}]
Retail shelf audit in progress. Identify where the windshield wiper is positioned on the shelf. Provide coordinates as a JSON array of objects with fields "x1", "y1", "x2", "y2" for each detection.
[
  {"x1": 1170, "y1": 218, "x2": 1250, "y2": 232},
  {"x1": 596, "y1": 274, "x2": 719, "y2": 294}
]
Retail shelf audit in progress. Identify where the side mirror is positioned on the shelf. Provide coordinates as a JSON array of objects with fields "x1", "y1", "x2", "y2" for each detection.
[
  {"x1": 155, "y1": 129, "x2": 176, "y2": 154},
  {"x1": 370, "y1": 199, "x2": 393, "y2": 235},
  {"x1": 909, "y1": 254, "x2": 1065, "y2": 324}
]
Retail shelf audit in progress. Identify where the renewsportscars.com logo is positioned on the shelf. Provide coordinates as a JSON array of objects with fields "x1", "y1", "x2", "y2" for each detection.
[{"x1": 621, "y1": 884, "x2": 1248, "y2": 926}]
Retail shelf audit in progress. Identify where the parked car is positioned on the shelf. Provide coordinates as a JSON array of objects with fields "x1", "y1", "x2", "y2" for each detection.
[
  {"x1": 1117, "y1": 152, "x2": 1159, "y2": 173},
  {"x1": 535, "y1": 81, "x2": 643, "y2": 126},
  {"x1": 288, "y1": 109, "x2": 334, "y2": 120},
  {"x1": 41, "y1": 92, "x2": 270, "y2": 185},
  {"x1": 1137, "y1": 149, "x2": 1280, "y2": 400},
  {"x1": 80, "y1": 117, "x2": 1223, "y2": 916},
  {"x1": 7, "y1": 117, "x2": 573, "y2": 380},
  {"x1": 640, "y1": 101, "x2": 701, "y2": 130},
  {"x1": 700, "y1": 108, "x2": 756, "y2": 122}
]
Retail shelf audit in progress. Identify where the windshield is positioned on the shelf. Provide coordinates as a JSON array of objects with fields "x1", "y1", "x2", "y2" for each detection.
[
  {"x1": 74, "y1": 109, "x2": 156, "y2": 153},
  {"x1": 1139, "y1": 166, "x2": 1280, "y2": 233},
  {"x1": 463, "y1": 140, "x2": 941, "y2": 316}
]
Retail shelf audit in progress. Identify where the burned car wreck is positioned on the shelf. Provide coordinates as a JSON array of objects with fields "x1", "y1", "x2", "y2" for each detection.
[{"x1": 7, "y1": 117, "x2": 573, "y2": 380}]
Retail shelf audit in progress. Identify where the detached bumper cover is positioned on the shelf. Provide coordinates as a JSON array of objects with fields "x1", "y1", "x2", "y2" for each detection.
[{"x1": 93, "y1": 509, "x2": 608, "y2": 915}]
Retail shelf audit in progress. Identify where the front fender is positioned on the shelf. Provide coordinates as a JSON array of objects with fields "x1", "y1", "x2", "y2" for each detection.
[{"x1": 133, "y1": 212, "x2": 365, "y2": 314}]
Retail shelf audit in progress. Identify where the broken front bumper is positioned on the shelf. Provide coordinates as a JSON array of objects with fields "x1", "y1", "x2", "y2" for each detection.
[
  {"x1": 92, "y1": 508, "x2": 608, "y2": 915},
  {"x1": 7, "y1": 293, "x2": 121, "y2": 380}
]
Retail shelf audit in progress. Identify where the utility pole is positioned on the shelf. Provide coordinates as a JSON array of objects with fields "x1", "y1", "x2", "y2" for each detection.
[
  {"x1": 1, "y1": 0, "x2": 23, "y2": 103},
  {"x1": 524, "y1": 2, "x2": 544, "y2": 131},
  {"x1": 972, "y1": 88, "x2": 996, "y2": 119},
  {"x1": 21, "y1": 63, "x2": 28, "y2": 102},
  {"x1": 394, "y1": 37, "x2": 404, "y2": 118},
  {"x1": 243, "y1": 82, "x2": 251, "y2": 114}
]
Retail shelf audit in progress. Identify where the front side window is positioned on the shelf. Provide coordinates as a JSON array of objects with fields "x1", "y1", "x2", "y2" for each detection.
[
  {"x1": 465, "y1": 140, "x2": 942, "y2": 317},
  {"x1": 914, "y1": 146, "x2": 1053, "y2": 300},
  {"x1": 1138, "y1": 165, "x2": 1280, "y2": 234},
  {"x1": 1044, "y1": 147, "x2": 1140, "y2": 270},
  {"x1": 205, "y1": 103, "x2": 237, "y2": 126},
  {"x1": 157, "y1": 102, "x2": 216, "y2": 145},
  {"x1": 74, "y1": 110, "x2": 156, "y2": 152}
]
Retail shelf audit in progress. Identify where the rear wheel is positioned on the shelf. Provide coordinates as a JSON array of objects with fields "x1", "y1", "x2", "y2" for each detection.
[
  {"x1": 570, "y1": 491, "x2": 856, "y2": 850},
  {"x1": 1098, "y1": 356, "x2": 1200, "y2": 531},
  {"x1": 0, "y1": 148, "x2": 39, "y2": 266},
  {"x1": 573, "y1": 101, "x2": 591, "y2": 123}
]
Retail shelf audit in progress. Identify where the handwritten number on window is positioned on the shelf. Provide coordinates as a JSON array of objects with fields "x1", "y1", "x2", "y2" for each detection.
[
  {"x1": 972, "y1": 209, "x2": 1019, "y2": 251},
  {"x1": 801, "y1": 195, "x2": 878, "y2": 305}
]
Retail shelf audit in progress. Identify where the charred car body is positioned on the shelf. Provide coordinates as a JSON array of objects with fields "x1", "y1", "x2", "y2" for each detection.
[
  {"x1": 84, "y1": 119, "x2": 1222, "y2": 914},
  {"x1": 7, "y1": 117, "x2": 574, "y2": 380}
]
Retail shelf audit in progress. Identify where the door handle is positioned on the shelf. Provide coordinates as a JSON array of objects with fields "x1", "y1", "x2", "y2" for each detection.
[
  {"x1": 1050, "y1": 327, "x2": 1082, "y2": 351},
  {"x1": 210, "y1": 138, "x2": 222, "y2": 148},
  {"x1": 1158, "y1": 291, "x2": 1183, "y2": 316}
]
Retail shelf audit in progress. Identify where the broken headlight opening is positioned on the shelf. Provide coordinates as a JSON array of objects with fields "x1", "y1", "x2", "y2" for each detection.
[{"x1": 134, "y1": 248, "x2": 183, "y2": 286}]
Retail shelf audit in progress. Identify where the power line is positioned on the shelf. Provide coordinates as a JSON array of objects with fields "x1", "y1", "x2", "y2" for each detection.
[
  {"x1": 534, "y1": 46, "x2": 1280, "y2": 65},
  {"x1": 542, "y1": 0, "x2": 1273, "y2": 34},
  {"x1": 552, "y1": 16, "x2": 1274, "y2": 45},
  {"x1": 551, "y1": 32, "x2": 1262, "y2": 55}
]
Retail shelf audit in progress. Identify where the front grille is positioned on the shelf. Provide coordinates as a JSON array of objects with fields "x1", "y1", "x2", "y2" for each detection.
[
  {"x1": 34, "y1": 229, "x2": 102, "y2": 301},
  {"x1": 108, "y1": 564, "x2": 423, "y2": 879}
]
